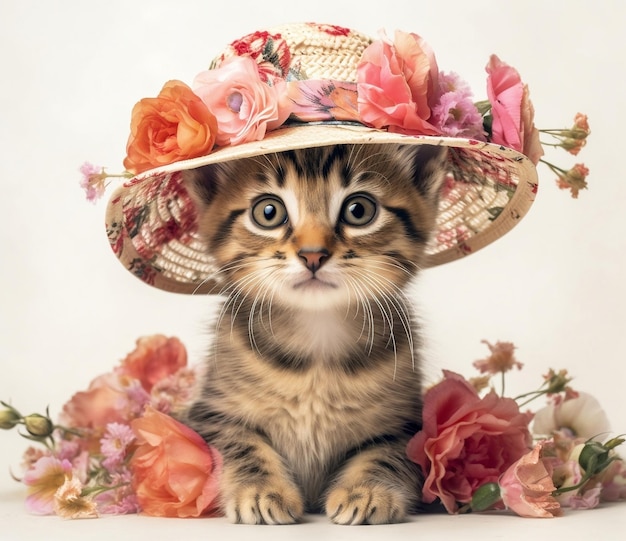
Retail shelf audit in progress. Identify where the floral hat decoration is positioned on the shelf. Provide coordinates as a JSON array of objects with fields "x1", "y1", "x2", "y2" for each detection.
[{"x1": 85, "y1": 22, "x2": 588, "y2": 294}]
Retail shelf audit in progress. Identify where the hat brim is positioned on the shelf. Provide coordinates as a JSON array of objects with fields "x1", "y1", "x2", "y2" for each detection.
[{"x1": 105, "y1": 123, "x2": 538, "y2": 294}]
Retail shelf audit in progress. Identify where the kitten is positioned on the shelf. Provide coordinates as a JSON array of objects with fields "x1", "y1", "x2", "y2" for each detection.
[{"x1": 180, "y1": 143, "x2": 448, "y2": 525}]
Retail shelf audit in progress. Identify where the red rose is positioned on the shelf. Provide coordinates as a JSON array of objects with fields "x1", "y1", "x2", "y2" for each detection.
[{"x1": 407, "y1": 370, "x2": 532, "y2": 513}]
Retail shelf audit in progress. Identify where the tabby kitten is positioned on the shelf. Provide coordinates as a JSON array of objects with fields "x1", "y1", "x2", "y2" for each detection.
[{"x1": 180, "y1": 143, "x2": 448, "y2": 525}]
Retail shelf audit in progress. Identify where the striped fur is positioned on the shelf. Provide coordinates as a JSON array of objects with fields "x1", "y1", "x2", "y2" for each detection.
[{"x1": 180, "y1": 143, "x2": 447, "y2": 524}]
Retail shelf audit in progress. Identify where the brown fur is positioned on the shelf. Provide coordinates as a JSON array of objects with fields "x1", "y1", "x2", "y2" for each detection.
[{"x1": 179, "y1": 143, "x2": 447, "y2": 524}]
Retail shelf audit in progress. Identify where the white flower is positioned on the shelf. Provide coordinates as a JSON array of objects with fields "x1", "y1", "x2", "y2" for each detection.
[{"x1": 533, "y1": 392, "x2": 611, "y2": 439}]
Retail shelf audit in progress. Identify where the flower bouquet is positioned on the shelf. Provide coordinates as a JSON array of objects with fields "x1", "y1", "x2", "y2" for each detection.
[{"x1": 2, "y1": 336, "x2": 624, "y2": 519}]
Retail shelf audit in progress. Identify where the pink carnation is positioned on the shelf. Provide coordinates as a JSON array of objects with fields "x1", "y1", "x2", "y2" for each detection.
[
  {"x1": 357, "y1": 30, "x2": 440, "y2": 135},
  {"x1": 485, "y1": 55, "x2": 543, "y2": 164},
  {"x1": 193, "y1": 56, "x2": 292, "y2": 146},
  {"x1": 499, "y1": 444, "x2": 562, "y2": 518}
]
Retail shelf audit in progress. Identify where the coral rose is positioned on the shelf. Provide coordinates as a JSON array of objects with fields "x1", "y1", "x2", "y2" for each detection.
[
  {"x1": 485, "y1": 55, "x2": 543, "y2": 164},
  {"x1": 407, "y1": 370, "x2": 532, "y2": 513},
  {"x1": 193, "y1": 56, "x2": 292, "y2": 147},
  {"x1": 118, "y1": 335, "x2": 187, "y2": 393},
  {"x1": 123, "y1": 80, "x2": 218, "y2": 175},
  {"x1": 357, "y1": 29, "x2": 440, "y2": 135},
  {"x1": 499, "y1": 444, "x2": 562, "y2": 518},
  {"x1": 130, "y1": 407, "x2": 222, "y2": 518}
]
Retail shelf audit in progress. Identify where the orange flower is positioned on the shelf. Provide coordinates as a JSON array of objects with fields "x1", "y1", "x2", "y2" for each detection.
[
  {"x1": 119, "y1": 335, "x2": 187, "y2": 393},
  {"x1": 130, "y1": 407, "x2": 222, "y2": 517},
  {"x1": 123, "y1": 80, "x2": 218, "y2": 175},
  {"x1": 499, "y1": 444, "x2": 562, "y2": 518}
]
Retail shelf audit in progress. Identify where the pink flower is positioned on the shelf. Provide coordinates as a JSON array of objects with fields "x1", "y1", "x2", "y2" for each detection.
[
  {"x1": 60, "y1": 373, "x2": 129, "y2": 451},
  {"x1": 23, "y1": 456, "x2": 73, "y2": 515},
  {"x1": 473, "y1": 339, "x2": 523, "y2": 375},
  {"x1": 150, "y1": 366, "x2": 197, "y2": 414},
  {"x1": 407, "y1": 370, "x2": 532, "y2": 513},
  {"x1": 431, "y1": 72, "x2": 486, "y2": 139},
  {"x1": 357, "y1": 30, "x2": 440, "y2": 135},
  {"x1": 486, "y1": 55, "x2": 543, "y2": 164},
  {"x1": 193, "y1": 56, "x2": 292, "y2": 147},
  {"x1": 100, "y1": 422, "x2": 136, "y2": 472},
  {"x1": 79, "y1": 162, "x2": 106, "y2": 203},
  {"x1": 499, "y1": 444, "x2": 562, "y2": 518},
  {"x1": 118, "y1": 335, "x2": 188, "y2": 394},
  {"x1": 598, "y1": 459, "x2": 626, "y2": 501},
  {"x1": 130, "y1": 407, "x2": 222, "y2": 517}
]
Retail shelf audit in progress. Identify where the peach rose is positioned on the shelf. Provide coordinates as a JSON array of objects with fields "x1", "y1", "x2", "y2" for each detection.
[
  {"x1": 407, "y1": 370, "x2": 532, "y2": 513},
  {"x1": 499, "y1": 444, "x2": 562, "y2": 518},
  {"x1": 118, "y1": 335, "x2": 187, "y2": 393},
  {"x1": 357, "y1": 30, "x2": 440, "y2": 135},
  {"x1": 60, "y1": 372, "x2": 131, "y2": 451},
  {"x1": 130, "y1": 407, "x2": 222, "y2": 517},
  {"x1": 193, "y1": 56, "x2": 292, "y2": 147},
  {"x1": 485, "y1": 55, "x2": 543, "y2": 164},
  {"x1": 123, "y1": 80, "x2": 218, "y2": 175}
]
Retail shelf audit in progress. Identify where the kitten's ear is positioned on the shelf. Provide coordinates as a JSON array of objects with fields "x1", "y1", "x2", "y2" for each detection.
[
  {"x1": 183, "y1": 165, "x2": 221, "y2": 210},
  {"x1": 409, "y1": 145, "x2": 449, "y2": 203}
]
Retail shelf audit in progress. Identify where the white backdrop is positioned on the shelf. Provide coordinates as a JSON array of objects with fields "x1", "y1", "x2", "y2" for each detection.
[{"x1": 1, "y1": 1, "x2": 625, "y2": 539}]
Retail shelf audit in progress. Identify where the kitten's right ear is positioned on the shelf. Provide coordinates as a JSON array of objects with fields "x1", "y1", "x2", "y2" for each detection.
[{"x1": 183, "y1": 165, "x2": 221, "y2": 210}]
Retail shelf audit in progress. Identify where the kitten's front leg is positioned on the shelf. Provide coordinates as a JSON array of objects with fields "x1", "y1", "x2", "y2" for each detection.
[
  {"x1": 217, "y1": 428, "x2": 304, "y2": 524},
  {"x1": 325, "y1": 441, "x2": 422, "y2": 525}
]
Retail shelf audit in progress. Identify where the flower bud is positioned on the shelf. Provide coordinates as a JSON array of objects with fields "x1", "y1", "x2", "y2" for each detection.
[
  {"x1": 0, "y1": 408, "x2": 21, "y2": 429},
  {"x1": 578, "y1": 440, "x2": 611, "y2": 476},
  {"x1": 471, "y1": 482, "x2": 502, "y2": 511},
  {"x1": 23, "y1": 413, "x2": 54, "y2": 438}
]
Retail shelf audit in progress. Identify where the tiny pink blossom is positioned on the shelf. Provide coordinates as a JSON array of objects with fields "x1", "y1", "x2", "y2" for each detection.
[
  {"x1": 473, "y1": 339, "x2": 523, "y2": 375},
  {"x1": 567, "y1": 484, "x2": 602, "y2": 510},
  {"x1": 599, "y1": 459, "x2": 626, "y2": 501},
  {"x1": 79, "y1": 162, "x2": 107, "y2": 203},
  {"x1": 23, "y1": 456, "x2": 73, "y2": 515},
  {"x1": 100, "y1": 422, "x2": 136, "y2": 472}
]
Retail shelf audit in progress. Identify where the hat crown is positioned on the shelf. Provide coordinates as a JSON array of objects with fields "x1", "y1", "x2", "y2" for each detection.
[{"x1": 215, "y1": 23, "x2": 373, "y2": 82}]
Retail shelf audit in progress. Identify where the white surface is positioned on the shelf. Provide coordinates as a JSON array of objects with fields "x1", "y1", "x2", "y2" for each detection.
[{"x1": 2, "y1": 0, "x2": 626, "y2": 539}]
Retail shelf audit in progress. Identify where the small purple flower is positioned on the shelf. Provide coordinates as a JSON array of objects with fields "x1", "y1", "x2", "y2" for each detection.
[{"x1": 432, "y1": 72, "x2": 486, "y2": 140}]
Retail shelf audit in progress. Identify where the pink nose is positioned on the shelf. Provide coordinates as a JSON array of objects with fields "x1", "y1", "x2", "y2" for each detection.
[{"x1": 298, "y1": 249, "x2": 330, "y2": 273}]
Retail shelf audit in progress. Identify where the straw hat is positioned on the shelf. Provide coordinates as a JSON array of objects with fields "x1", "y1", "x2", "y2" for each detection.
[{"x1": 104, "y1": 22, "x2": 539, "y2": 294}]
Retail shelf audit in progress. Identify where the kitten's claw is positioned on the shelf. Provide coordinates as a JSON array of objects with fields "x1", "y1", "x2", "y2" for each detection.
[
  {"x1": 325, "y1": 485, "x2": 408, "y2": 525},
  {"x1": 224, "y1": 483, "x2": 304, "y2": 525}
]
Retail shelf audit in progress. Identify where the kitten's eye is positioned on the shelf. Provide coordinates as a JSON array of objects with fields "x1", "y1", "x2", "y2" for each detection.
[
  {"x1": 251, "y1": 197, "x2": 288, "y2": 229},
  {"x1": 341, "y1": 194, "x2": 378, "y2": 227}
]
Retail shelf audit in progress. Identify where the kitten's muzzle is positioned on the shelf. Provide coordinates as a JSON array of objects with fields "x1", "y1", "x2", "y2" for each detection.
[{"x1": 298, "y1": 248, "x2": 330, "y2": 273}]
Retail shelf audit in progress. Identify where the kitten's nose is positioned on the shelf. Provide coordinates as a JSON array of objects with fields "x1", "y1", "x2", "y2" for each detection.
[{"x1": 298, "y1": 248, "x2": 330, "y2": 273}]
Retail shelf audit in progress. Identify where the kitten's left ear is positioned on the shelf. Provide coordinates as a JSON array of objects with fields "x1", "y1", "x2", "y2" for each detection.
[{"x1": 408, "y1": 145, "x2": 449, "y2": 203}]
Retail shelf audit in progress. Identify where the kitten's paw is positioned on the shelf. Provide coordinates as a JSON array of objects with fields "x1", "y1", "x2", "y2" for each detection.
[
  {"x1": 325, "y1": 484, "x2": 408, "y2": 525},
  {"x1": 224, "y1": 481, "x2": 304, "y2": 525}
]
